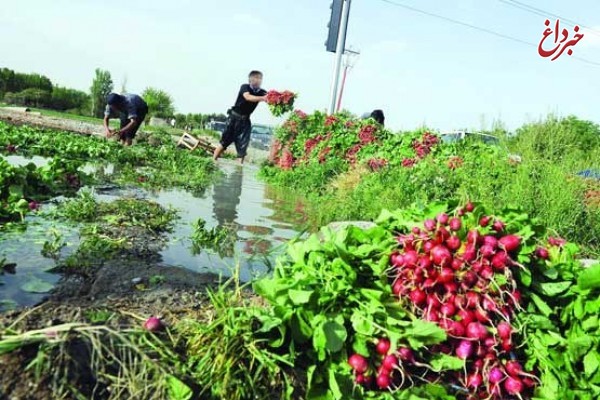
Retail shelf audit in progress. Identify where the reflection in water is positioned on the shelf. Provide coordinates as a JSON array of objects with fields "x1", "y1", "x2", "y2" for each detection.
[{"x1": 212, "y1": 167, "x2": 243, "y2": 227}]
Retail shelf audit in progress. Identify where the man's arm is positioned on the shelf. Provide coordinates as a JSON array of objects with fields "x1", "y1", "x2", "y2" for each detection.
[
  {"x1": 119, "y1": 117, "x2": 139, "y2": 135},
  {"x1": 103, "y1": 105, "x2": 113, "y2": 136},
  {"x1": 242, "y1": 92, "x2": 266, "y2": 103},
  {"x1": 103, "y1": 115, "x2": 112, "y2": 136}
]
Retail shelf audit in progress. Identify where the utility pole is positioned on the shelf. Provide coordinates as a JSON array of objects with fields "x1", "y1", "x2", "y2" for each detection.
[
  {"x1": 328, "y1": 0, "x2": 352, "y2": 115},
  {"x1": 336, "y1": 49, "x2": 360, "y2": 112}
]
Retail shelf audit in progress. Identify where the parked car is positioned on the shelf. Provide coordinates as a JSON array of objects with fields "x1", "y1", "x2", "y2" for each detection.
[
  {"x1": 440, "y1": 130, "x2": 523, "y2": 164},
  {"x1": 250, "y1": 124, "x2": 273, "y2": 150},
  {"x1": 207, "y1": 121, "x2": 227, "y2": 133},
  {"x1": 440, "y1": 131, "x2": 500, "y2": 145}
]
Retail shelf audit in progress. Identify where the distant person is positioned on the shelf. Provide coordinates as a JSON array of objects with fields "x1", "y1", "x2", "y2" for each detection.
[
  {"x1": 213, "y1": 70, "x2": 267, "y2": 164},
  {"x1": 103, "y1": 93, "x2": 149, "y2": 146},
  {"x1": 170, "y1": 118, "x2": 176, "y2": 129},
  {"x1": 370, "y1": 109, "x2": 385, "y2": 126}
]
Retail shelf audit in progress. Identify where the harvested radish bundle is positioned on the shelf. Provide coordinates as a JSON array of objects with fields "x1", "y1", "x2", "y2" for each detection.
[
  {"x1": 372, "y1": 206, "x2": 536, "y2": 399},
  {"x1": 255, "y1": 201, "x2": 600, "y2": 400},
  {"x1": 266, "y1": 90, "x2": 297, "y2": 117}
]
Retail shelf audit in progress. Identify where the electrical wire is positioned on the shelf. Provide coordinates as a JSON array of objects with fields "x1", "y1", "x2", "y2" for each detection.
[
  {"x1": 377, "y1": 0, "x2": 600, "y2": 67},
  {"x1": 498, "y1": 0, "x2": 600, "y2": 37}
]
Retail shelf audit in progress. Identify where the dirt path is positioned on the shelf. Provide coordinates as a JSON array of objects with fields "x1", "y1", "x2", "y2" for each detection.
[{"x1": 0, "y1": 107, "x2": 270, "y2": 163}]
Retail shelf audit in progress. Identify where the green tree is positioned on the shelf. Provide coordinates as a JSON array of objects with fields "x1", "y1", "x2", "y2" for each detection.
[
  {"x1": 90, "y1": 68, "x2": 113, "y2": 118},
  {"x1": 50, "y1": 86, "x2": 90, "y2": 112},
  {"x1": 142, "y1": 87, "x2": 175, "y2": 119}
]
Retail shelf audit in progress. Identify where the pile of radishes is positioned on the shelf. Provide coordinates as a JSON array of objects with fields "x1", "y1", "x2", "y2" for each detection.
[{"x1": 348, "y1": 202, "x2": 544, "y2": 399}]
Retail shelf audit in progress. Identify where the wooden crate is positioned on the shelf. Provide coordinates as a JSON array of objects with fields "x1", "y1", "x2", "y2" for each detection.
[{"x1": 177, "y1": 133, "x2": 215, "y2": 153}]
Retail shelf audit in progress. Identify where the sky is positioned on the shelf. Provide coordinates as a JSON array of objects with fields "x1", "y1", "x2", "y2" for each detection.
[{"x1": 1, "y1": 0, "x2": 599, "y2": 131}]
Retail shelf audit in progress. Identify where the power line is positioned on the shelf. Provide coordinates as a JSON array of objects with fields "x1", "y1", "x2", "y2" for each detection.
[
  {"x1": 377, "y1": 0, "x2": 600, "y2": 67},
  {"x1": 498, "y1": 0, "x2": 600, "y2": 37},
  {"x1": 379, "y1": 0, "x2": 535, "y2": 48}
]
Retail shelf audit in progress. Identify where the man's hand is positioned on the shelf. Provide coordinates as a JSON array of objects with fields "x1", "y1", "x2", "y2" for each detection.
[
  {"x1": 105, "y1": 129, "x2": 113, "y2": 138},
  {"x1": 261, "y1": 95, "x2": 268, "y2": 102}
]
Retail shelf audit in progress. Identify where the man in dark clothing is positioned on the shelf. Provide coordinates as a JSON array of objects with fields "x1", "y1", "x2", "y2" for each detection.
[
  {"x1": 103, "y1": 92, "x2": 149, "y2": 146},
  {"x1": 213, "y1": 71, "x2": 267, "y2": 164}
]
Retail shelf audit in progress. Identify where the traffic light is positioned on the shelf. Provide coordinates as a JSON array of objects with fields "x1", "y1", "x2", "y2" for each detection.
[{"x1": 326, "y1": 0, "x2": 345, "y2": 53}]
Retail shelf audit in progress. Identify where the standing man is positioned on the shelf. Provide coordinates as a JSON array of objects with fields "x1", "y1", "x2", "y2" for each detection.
[
  {"x1": 213, "y1": 70, "x2": 267, "y2": 164},
  {"x1": 103, "y1": 93, "x2": 149, "y2": 146}
]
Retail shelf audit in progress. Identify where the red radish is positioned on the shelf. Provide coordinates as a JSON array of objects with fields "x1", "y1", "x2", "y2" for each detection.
[
  {"x1": 484, "y1": 336, "x2": 497, "y2": 349},
  {"x1": 467, "y1": 372, "x2": 483, "y2": 389},
  {"x1": 505, "y1": 360, "x2": 523, "y2": 377},
  {"x1": 535, "y1": 247, "x2": 549, "y2": 260},
  {"x1": 418, "y1": 256, "x2": 432, "y2": 270},
  {"x1": 376, "y1": 338, "x2": 391, "y2": 355},
  {"x1": 378, "y1": 365, "x2": 391, "y2": 376},
  {"x1": 423, "y1": 278, "x2": 436, "y2": 289},
  {"x1": 438, "y1": 267, "x2": 455, "y2": 284},
  {"x1": 482, "y1": 296, "x2": 498, "y2": 312},
  {"x1": 431, "y1": 245, "x2": 452, "y2": 267},
  {"x1": 465, "y1": 201, "x2": 475, "y2": 212},
  {"x1": 462, "y1": 271, "x2": 478, "y2": 287},
  {"x1": 392, "y1": 281, "x2": 404, "y2": 296},
  {"x1": 511, "y1": 290, "x2": 522, "y2": 305},
  {"x1": 501, "y1": 338, "x2": 513, "y2": 352},
  {"x1": 488, "y1": 366, "x2": 505, "y2": 384},
  {"x1": 382, "y1": 354, "x2": 398, "y2": 370},
  {"x1": 479, "y1": 216, "x2": 491, "y2": 227},
  {"x1": 451, "y1": 258, "x2": 463, "y2": 271},
  {"x1": 427, "y1": 295, "x2": 441, "y2": 309},
  {"x1": 480, "y1": 265, "x2": 494, "y2": 280},
  {"x1": 423, "y1": 240, "x2": 434, "y2": 253},
  {"x1": 436, "y1": 227, "x2": 451, "y2": 242},
  {"x1": 462, "y1": 246, "x2": 477, "y2": 262},
  {"x1": 474, "y1": 308, "x2": 490, "y2": 323},
  {"x1": 504, "y1": 376, "x2": 523, "y2": 395},
  {"x1": 391, "y1": 253, "x2": 405, "y2": 267},
  {"x1": 397, "y1": 347, "x2": 415, "y2": 362},
  {"x1": 444, "y1": 282, "x2": 458, "y2": 294},
  {"x1": 436, "y1": 212, "x2": 449, "y2": 225},
  {"x1": 482, "y1": 235, "x2": 498, "y2": 248},
  {"x1": 548, "y1": 236, "x2": 566, "y2": 247},
  {"x1": 522, "y1": 377, "x2": 536, "y2": 388},
  {"x1": 449, "y1": 217, "x2": 462, "y2": 231},
  {"x1": 454, "y1": 295, "x2": 466, "y2": 309},
  {"x1": 466, "y1": 322, "x2": 489, "y2": 340},
  {"x1": 424, "y1": 219, "x2": 436, "y2": 231},
  {"x1": 348, "y1": 354, "x2": 368, "y2": 373},
  {"x1": 498, "y1": 235, "x2": 521, "y2": 252},
  {"x1": 355, "y1": 374, "x2": 366, "y2": 384},
  {"x1": 403, "y1": 250, "x2": 418, "y2": 266},
  {"x1": 491, "y1": 251, "x2": 509, "y2": 270},
  {"x1": 465, "y1": 291, "x2": 480, "y2": 309},
  {"x1": 409, "y1": 289, "x2": 426, "y2": 305},
  {"x1": 446, "y1": 236, "x2": 461, "y2": 251},
  {"x1": 455, "y1": 340, "x2": 474, "y2": 359},
  {"x1": 448, "y1": 320, "x2": 465, "y2": 336},
  {"x1": 492, "y1": 219, "x2": 505, "y2": 232},
  {"x1": 473, "y1": 359, "x2": 484, "y2": 370},
  {"x1": 376, "y1": 373, "x2": 391, "y2": 389},
  {"x1": 466, "y1": 230, "x2": 481, "y2": 245},
  {"x1": 457, "y1": 208, "x2": 465, "y2": 216},
  {"x1": 28, "y1": 201, "x2": 39, "y2": 211},
  {"x1": 411, "y1": 226, "x2": 421, "y2": 234},
  {"x1": 496, "y1": 321, "x2": 512, "y2": 340},
  {"x1": 440, "y1": 302, "x2": 456, "y2": 317},
  {"x1": 479, "y1": 244, "x2": 495, "y2": 258},
  {"x1": 143, "y1": 316, "x2": 163, "y2": 332}
]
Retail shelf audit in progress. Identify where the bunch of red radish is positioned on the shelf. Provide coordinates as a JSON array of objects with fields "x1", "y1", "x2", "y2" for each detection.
[{"x1": 348, "y1": 202, "x2": 543, "y2": 399}]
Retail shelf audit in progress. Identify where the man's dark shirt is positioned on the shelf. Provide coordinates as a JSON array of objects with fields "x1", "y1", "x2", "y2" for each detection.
[{"x1": 231, "y1": 84, "x2": 266, "y2": 116}]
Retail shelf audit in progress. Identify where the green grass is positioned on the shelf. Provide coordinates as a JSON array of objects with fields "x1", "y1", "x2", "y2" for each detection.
[{"x1": 261, "y1": 115, "x2": 600, "y2": 257}]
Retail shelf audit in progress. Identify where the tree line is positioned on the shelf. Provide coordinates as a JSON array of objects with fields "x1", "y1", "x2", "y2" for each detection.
[{"x1": 0, "y1": 67, "x2": 225, "y2": 126}]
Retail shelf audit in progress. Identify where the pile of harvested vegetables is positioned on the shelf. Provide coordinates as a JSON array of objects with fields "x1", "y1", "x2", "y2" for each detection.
[{"x1": 254, "y1": 201, "x2": 600, "y2": 399}]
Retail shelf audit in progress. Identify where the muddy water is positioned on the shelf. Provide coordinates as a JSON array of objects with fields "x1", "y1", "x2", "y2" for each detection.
[{"x1": 0, "y1": 157, "x2": 308, "y2": 310}]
